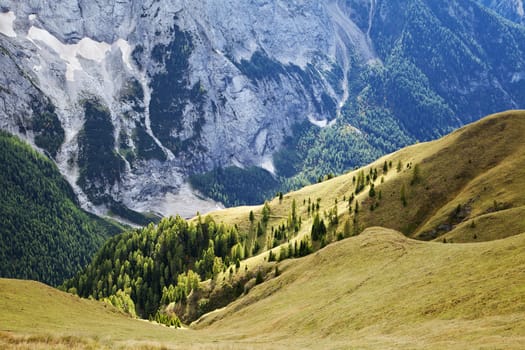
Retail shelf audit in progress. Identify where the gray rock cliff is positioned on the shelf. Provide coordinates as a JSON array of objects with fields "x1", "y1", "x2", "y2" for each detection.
[
  {"x1": 0, "y1": 0, "x2": 360, "y2": 217},
  {"x1": 0, "y1": 0, "x2": 524, "y2": 219}
]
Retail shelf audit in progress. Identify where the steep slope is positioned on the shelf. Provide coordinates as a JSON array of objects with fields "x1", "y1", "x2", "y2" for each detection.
[
  {"x1": 195, "y1": 227, "x2": 525, "y2": 349},
  {"x1": 62, "y1": 110, "x2": 525, "y2": 329},
  {"x1": 354, "y1": 110, "x2": 525, "y2": 242},
  {"x1": 2, "y1": 228, "x2": 525, "y2": 349},
  {"x1": 1, "y1": 0, "x2": 524, "y2": 215},
  {"x1": 478, "y1": 0, "x2": 525, "y2": 24},
  {"x1": 0, "y1": 131, "x2": 122, "y2": 286},
  {"x1": 208, "y1": 110, "x2": 525, "y2": 244}
]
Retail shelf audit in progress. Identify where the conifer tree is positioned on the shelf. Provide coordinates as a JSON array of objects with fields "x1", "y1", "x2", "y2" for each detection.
[{"x1": 401, "y1": 184, "x2": 407, "y2": 207}]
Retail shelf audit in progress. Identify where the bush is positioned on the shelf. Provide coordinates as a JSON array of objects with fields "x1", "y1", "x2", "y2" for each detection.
[{"x1": 255, "y1": 270, "x2": 264, "y2": 285}]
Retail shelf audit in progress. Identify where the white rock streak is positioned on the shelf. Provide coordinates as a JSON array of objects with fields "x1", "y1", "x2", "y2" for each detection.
[
  {"x1": 517, "y1": 0, "x2": 524, "y2": 17},
  {"x1": 261, "y1": 155, "x2": 276, "y2": 176},
  {"x1": 327, "y1": 0, "x2": 378, "y2": 116},
  {"x1": 0, "y1": 11, "x2": 17, "y2": 38}
]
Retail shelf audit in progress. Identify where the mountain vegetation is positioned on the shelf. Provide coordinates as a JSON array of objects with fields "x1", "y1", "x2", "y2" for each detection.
[
  {"x1": 189, "y1": 166, "x2": 278, "y2": 207},
  {"x1": 192, "y1": 0, "x2": 525, "y2": 206},
  {"x1": 61, "y1": 111, "x2": 525, "y2": 329},
  {"x1": 3, "y1": 224, "x2": 525, "y2": 348},
  {"x1": 0, "y1": 131, "x2": 123, "y2": 286},
  {"x1": 1, "y1": 1, "x2": 524, "y2": 347},
  {"x1": 61, "y1": 215, "x2": 254, "y2": 319}
]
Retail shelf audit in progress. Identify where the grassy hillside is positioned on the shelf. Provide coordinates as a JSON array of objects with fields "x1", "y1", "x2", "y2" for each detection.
[
  {"x1": 206, "y1": 110, "x2": 525, "y2": 245},
  {"x1": 0, "y1": 131, "x2": 123, "y2": 285},
  {"x1": 0, "y1": 278, "x2": 200, "y2": 349},
  {"x1": 2, "y1": 227, "x2": 525, "y2": 348},
  {"x1": 195, "y1": 227, "x2": 525, "y2": 349},
  {"x1": 61, "y1": 110, "x2": 525, "y2": 331}
]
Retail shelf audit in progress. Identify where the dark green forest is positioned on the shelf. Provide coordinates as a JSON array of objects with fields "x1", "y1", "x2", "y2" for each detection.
[
  {"x1": 61, "y1": 199, "x2": 312, "y2": 323},
  {"x1": 62, "y1": 215, "x2": 251, "y2": 318},
  {"x1": 189, "y1": 166, "x2": 278, "y2": 207},
  {"x1": 0, "y1": 131, "x2": 122, "y2": 286}
]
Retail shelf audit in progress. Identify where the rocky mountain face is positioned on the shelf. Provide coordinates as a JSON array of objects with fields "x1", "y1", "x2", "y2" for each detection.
[
  {"x1": 0, "y1": 0, "x2": 524, "y2": 220},
  {"x1": 478, "y1": 0, "x2": 525, "y2": 24}
]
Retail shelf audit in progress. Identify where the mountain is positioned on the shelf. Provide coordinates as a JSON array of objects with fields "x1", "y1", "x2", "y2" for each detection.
[
  {"x1": 0, "y1": 131, "x2": 123, "y2": 286},
  {"x1": 204, "y1": 110, "x2": 525, "y2": 244},
  {"x1": 2, "y1": 226, "x2": 525, "y2": 348},
  {"x1": 61, "y1": 110, "x2": 525, "y2": 326},
  {"x1": 0, "y1": 0, "x2": 524, "y2": 217}
]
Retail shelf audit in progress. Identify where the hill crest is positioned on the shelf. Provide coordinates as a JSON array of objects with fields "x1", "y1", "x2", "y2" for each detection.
[{"x1": 3, "y1": 225, "x2": 525, "y2": 348}]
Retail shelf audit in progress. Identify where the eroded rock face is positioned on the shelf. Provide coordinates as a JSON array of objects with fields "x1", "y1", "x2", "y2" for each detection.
[
  {"x1": 477, "y1": 0, "x2": 525, "y2": 24},
  {"x1": 0, "y1": 0, "x2": 357, "y2": 216},
  {"x1": 0, "y1": 0, "x2": 524, "y2": 218}
]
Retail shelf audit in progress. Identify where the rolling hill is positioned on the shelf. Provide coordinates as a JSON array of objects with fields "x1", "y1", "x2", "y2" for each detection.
[
  {"x1": 57, "y1": 110, "x2": 525, "y2": 329},
  {"x1": 195, "y1": 227, "x2": 525, "y2": 349},
  {"x1": 1, "y1": 226, "x2": 525, "y2": 349},
  {"x1": 206, "y1": 110, "x2": 525, "y2": 245},
  {"x1": 2, "y1": 110, "x2": 525, "y2": 348}
]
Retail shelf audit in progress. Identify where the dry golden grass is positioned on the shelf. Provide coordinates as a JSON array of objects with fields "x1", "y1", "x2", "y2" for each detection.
[
  {"x1": 3, "y1": 111, "x2": 525, "y2": 348},
  {"x1": 203, "y1": 110, "x2": 525, "y2": 246},
  {"x1": 196, "y1": 227, "x2": 525, "y2": 349},
  {"x1": 2, "y1": 228, "x2": 525, "y2": 348}
]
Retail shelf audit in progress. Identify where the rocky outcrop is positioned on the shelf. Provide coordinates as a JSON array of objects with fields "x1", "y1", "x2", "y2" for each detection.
[{"x1": 0, "y1": 0, "x2": 358, "y2": 217}]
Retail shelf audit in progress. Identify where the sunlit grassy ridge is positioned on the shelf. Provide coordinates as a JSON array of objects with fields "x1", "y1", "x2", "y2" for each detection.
[
  {"x1": 2, "y1": 227, "x2": 525, "y2": 348},
  {"x1": 196, "y1": 227, "x2": 525, "y2": 349},
  {"x1": 2, "y1": 111, "x2": 525, "y2": 348},
  {"x1": 206, "y1": 110, "x2": 525, "y2": 246}
]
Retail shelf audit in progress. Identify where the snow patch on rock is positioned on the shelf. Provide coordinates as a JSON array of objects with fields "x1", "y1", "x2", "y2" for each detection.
[
  {"x1": 517, "y1": 0, "x2": 524, "y2": 17},
  {"x1": 0, "y1": 11, "x2": 17, "y2": 38},
  {"x1": 260, "y1": 155, "x2": 276, "y2": 176},
  {"x1": 115, "y1": 39, "x2": 133, "y2": 71},
  {"x1": 27, "y1": 26, "x2": 112, "y2": 81},
  {"x1": 511, "y1": 72, "x2": 525, "y2": 82}
]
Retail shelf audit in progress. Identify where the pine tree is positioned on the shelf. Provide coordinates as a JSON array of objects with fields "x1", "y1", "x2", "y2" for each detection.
[
  {"x1": 255, "y1": 270, "x2": 264, "y2": 284},
  {"x1": 262, "y1": 202, "x2": 271, "y2": 223},
  {"x1": 400, "y1": 184, "x2": 407, "y2": 207},
  {"x1": 343, "y1": 219, "x2": 351, "y2": 237},
  {"x1": 369, "y1": 183, "x2": 376, "y2": 197},
  {"x1": 257, "y1": 221, "x2": 264, "y2": 237},
  {"x1": 411, "y1": 164, "x2": 421, "y2": 185},
  {"x1": 311, "y1": 213, "x2": 327, "y2": 241}
]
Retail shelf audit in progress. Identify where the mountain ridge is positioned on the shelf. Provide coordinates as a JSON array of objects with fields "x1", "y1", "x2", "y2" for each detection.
[
  {"x1": 2, "y1": 225, "x2": 525, "y2": 348},
  {"x1": 60, "y1": 110, "x2": 525, "y2": 330}
]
